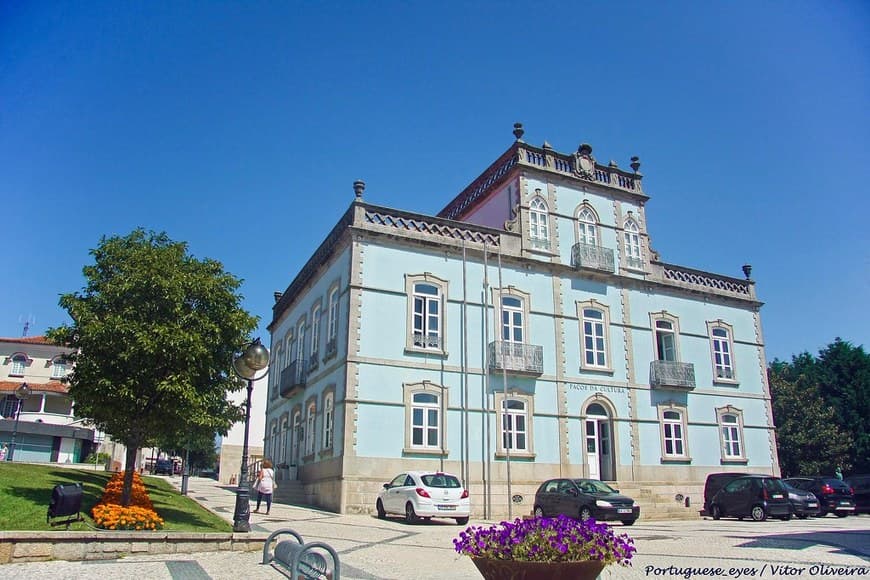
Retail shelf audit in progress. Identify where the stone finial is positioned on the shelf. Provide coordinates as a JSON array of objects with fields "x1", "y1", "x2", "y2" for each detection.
[
  {"x1": 273, "y1": 291, "x2": 284, "y2": 303},
  {"x1": 542, "y1": 141, "x2": 552, "y2": 150},
  {"x1": 630, "y1": 156, "x2": 641, "y2": 173},
  {"x1": 742, "y1": 264, "x2": 752, "y2": 280},
  {"x1": 608, "y1": 160, "x2": 618, "y2": 168},
  {"x1": 513, "y1": 122, "x2": 525, "y2": 141},
  {"x1": 353, "y1": 180, "x2": 366, "y2": 198},
  {"x1": 578, "y1": 143, "x2": 593, "y2": 155}
]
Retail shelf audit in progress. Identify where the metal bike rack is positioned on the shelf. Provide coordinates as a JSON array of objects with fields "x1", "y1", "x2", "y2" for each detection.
[{"x1": 262, "y1": 528, "x2": 340, "y2": 580}]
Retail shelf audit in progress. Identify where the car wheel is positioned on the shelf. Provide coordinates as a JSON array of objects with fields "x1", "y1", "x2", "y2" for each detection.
[
  {"x1": 712, "y1": 505, "x2": 721, "y2": 520},
  {"x1": 835, "y1": 511, "x2": 848, "y2": 518},
  {"x1": 579, "y1": 507, "x2": 593, "y2": 521},
  {"x1": 376, "y1": 499, "x2": 386, "y2": 519},
  {"x1": 455, "y1": 517, "x2": 469, "y2": 525},
  {"x1": 405, "y1": 502, "x2": 417, "y2": 524},
  {"x1": 751, "y1": 505, "x2": 767, "y2": 521},
  {"x1": 533, "y1": 506, "x2": 544, "y2": 518},
  {"x1": 621, "y1": 519, "x2": 636, "y2": 526}
]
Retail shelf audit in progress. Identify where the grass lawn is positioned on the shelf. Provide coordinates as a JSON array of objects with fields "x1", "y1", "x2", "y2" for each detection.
[{"x1": 0, "y1": 463, "x2": 232, "y2": 532}]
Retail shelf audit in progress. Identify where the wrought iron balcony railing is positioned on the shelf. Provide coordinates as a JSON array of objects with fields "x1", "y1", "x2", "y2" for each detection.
[
  {"x1": 280, "y1": 360, "x2": 308, "y2": 399},
  {"x1": 412, "y1": 333, "x2": 443, "y2": 350},
  {"x1": 650, "y1": 360, "x2": 696, "y2": 390},
  {"x1": 571, "y1": 242, "x2": 615, "y2": 273},
  {"x1": 323, "y1": 338, "x2": 337, "y2": 362},
  {"x1": 488, "y1": 341, "x2": 544, "y2": 375}
]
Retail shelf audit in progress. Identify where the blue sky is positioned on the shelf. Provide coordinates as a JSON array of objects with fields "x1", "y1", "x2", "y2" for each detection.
[{"x1": 1, "y1": 1, "x2": 867, "y2": 362}]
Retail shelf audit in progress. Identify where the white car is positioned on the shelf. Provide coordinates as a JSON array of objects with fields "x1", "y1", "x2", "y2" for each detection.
[{"x1": 376, "y1": 470, "x2": 470, "y2": 525}]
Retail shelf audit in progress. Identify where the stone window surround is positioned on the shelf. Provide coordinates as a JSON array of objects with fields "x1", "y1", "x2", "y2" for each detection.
[
  {"x1": 574, "y1": 202, "x2": 602, "y2": 246},
  {"x1": 528, "y1": 194, "x2": 551, "y2": 248},
  {"x1": 309, "y1": 300, "x2": 323, "y2": 362},
  {"x1": 402, "y1": 380, "x2": 448, "y2": 456},
  {"x1": 493, "y1": 390, "x2": 536, "y2": 459},
  {"x1": 303, "y1": 396, "x2": 317, "y2": 460},
  {"x1": 576, "y1": 299, "x2": 614, "y2": 374},
  {"x1": 620, "y1": 212, "x2": 646, "y2": 272},
  {"x1": 657, "y1": 401, "x2": 691, "y2": 462},
  {"x1": 319, "y1": 386, "x2": 336, "y2": 458},
  {"x1": 404, "y1": 273, "x2": 449, "y2": 356},
  {"x1": 492, "y1": 286, "x2": 532, "y2": 344},
  {"x1": 707, "y1": 319, "x2": 739, "y2": 385},
  {"x1": 291, "y1": 405, "x2": 303, "y2": 465},
  {"x1": 649, "y1": 311, "x2": 683, "y2": 362},
  {"x1": 716, "y1": 405, "x2": 747, "y2": 464}
]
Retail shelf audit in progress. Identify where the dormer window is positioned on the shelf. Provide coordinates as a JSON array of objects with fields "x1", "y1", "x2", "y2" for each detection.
[{"x1": 10, "y1": 354, "x2": 27, "y2": 377}]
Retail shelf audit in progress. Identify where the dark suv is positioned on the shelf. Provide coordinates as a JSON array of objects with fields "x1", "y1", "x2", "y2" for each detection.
[
  {"x1": 844, "y1": 474, "x2": 870, "y2": 514},
  {"x1": 706, "y1": 474, "x2": 792, "y2": 521},
  {"x1": 784, "y1": 477, "x2": 855, "y2": 517},
  {"x1": 533, "y1": 478, "x2": 640, "y2": 525},
  {"x1": 155, "y1": 459, "x2": 174, "y2": 475}
]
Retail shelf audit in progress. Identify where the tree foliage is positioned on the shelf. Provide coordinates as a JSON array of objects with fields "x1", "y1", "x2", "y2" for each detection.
[
  {"x1": 769, "y1": 338, "x2": 869, "y2": 476},
  {"x1": 47, "y1": 229, "x2": 257, "y2": 504}
]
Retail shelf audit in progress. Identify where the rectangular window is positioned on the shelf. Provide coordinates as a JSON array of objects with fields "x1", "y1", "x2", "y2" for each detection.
[
  {"x1": 305, "y1": 404, "x2": 316, "y2": 456},
  {"x1": 711, "y1": 327, "x2": 734, "y2": 380},
  {"x1": 310, "y1": 306, "x2": 321, "y2": 359},
  {"x1": 655, "y1": 320, "x2": 677, "y2": 361},
  {"x1": 411, "y1": 392, "x2": 440, "y2": 449},
  {"x1": 51, "y1": 360, "x2": 67, "y2": 379},
  {"x1": 662, "y1": 410, "x2": 686, "y2": 457},
  {"x1": 323, "y1": 395, "x2": 334, "y2": 449},
  {"x1": 413, "y1": 283, "x2": 441, "y2": 349},
  {"x1": 501, "y1": 296, "x2": 524, "y2": 343},
  {"x1": 10, "y1": 356, "x2": 26, "y2": 376},
  {"x1": 582, "y1": 309, "x2": 607, "y2": 367},
  {"x1": 327, "y1": 288, "x2": 339, "y2": 341},
  {"x1": 501, "y1": 399, "x2": 528, "y2": 451}
]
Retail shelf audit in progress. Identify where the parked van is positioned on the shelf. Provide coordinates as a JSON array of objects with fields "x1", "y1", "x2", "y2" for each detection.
[
  {"x1": 702, "y1": 472, "x2": 753, "y2": 516},
  {"x1": 707, "y1": 474, "x2": 792, "y2": 521}
]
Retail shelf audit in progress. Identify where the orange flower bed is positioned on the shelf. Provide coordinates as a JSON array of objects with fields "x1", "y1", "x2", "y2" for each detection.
[{"x1": 92, "y1": 471, "x2": 164, "y2": 530}]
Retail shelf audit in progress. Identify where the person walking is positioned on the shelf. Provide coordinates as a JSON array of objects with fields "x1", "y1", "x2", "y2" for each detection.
[
  {"x1": 0, "y1": 444, "x2": 8, "y2": 461},
  {"x1": 253, "y1": 459, "x2": 276, "y2": 515}
]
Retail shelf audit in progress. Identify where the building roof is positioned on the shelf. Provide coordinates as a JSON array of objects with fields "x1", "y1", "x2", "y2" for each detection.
[
  {"x1": 0, "y1": 380, "x2": 68, "y2": 394},
  {"x1": 0, "y1": 336, "x2": 53, "y2": 345}
]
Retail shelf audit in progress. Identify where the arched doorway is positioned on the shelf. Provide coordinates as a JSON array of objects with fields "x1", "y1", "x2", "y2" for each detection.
[{"x1": 584, "y1": 402, "x2": 614, "y2": 481}]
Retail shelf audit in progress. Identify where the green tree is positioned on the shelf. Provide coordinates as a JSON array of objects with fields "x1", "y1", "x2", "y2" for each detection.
[
  {"x1": 47, "y1": 229, "x2": 257, "y2": 505},
  {"x1": 769, "y1": 362, "x2": 852, "y2": 476}
]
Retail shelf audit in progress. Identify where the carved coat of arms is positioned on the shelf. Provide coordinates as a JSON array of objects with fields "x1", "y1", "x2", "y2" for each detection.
[{"x1": 574, "y1": 143, "x2": 596, "y2": 180}]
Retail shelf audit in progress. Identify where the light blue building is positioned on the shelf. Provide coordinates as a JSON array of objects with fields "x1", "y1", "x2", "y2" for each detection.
[{"x1": 264, "y1": 125, "x2": 780, "y2": 518}]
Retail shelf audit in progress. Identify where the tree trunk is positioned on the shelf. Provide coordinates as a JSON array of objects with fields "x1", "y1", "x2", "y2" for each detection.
[{"x1": 122, "y1": 445, "x2": 139, "y2": 506}]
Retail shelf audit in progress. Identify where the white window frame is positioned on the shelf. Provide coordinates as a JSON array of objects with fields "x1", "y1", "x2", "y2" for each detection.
[
  {"x1": 309, "y1": 302, "x2": 321, "y2": 366},
  {"x1": 291, "y1": 408, "x2": 302, "y2": 465},
  {"x1": 402, "y1": 381, "x2": 448, "y2": 455},
  {"x1": 10, "y1": 354, "x2": 27, "y2": 376},
  {"x1": 404, "y1": 273, "x2": 448, "y2": 354},
  {"x1": 295, "y1": 317, "x2": 307, "y2": 378},
  {"x1": 716, "y1": 406, "x2": 747, "y2": 463},
  {"x1": 576, "y1": 206, "x2": 599, "y2": 246},
  {"x1": 325, "y1": 282, "x2": 340, "y2": 360},
  {"x1": 623, "y1": 217, "x2": 643, "y2": 270},
  {"x1": 493, "y1": 288, "x2": 531, "y2": 345},
  {"x1": 657, "y1": 403, "x2": 690, "y2": 461},
  {"x1": 494, "y1": 392, "x2": 535, "y2": 458},
  {"x1": 528, "y1": 196, "x2": 550, "y2": 249},
  {"x1": 304, "y1": 400, "x2": 317, "y2": 457},
  {"x1": 322, "y1": 390, "x2": 334, "y2": 451},
  {"x1": 650, "y1": 312, "x2": 681, "y2": 362},
  {"x1": 707, "y1": 320, "x2": 737, "y2": 383},
  {"x1": 577, "y1": 300, "x2": 612, "y2": 372},
  {"x1": 50, "y1": 358, "x2": 67, "y2": 379},
  {"x1": 278, "y1": 417, "x2": 288, "y2": 466}
]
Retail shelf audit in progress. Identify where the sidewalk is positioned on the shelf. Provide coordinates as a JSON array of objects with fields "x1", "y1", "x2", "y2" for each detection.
[{"x1": 0, "y1": 474, "x2": 483, "y2": 579}]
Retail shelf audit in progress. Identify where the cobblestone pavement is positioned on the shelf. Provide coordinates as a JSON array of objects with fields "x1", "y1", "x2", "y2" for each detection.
[{"x1": 1, "y1": 475, "x2": 867, "y2": 579}]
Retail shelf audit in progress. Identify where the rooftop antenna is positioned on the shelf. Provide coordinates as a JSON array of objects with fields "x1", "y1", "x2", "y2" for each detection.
[{"x1": 19, "y1": 314, "x2": 36, "y2": 337}]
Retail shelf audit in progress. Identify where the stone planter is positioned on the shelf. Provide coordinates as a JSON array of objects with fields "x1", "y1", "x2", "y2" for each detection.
[{"x1": 470, "y1": 558, "x2": 606, "y2": 580}]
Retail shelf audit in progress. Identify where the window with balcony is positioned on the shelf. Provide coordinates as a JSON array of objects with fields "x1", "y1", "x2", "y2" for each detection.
[
  {"x1": 658, "y1": 405, "x2": 690, "y2": 461},
  {"x1": 717, "y1": 408, "x2": 745, "y2": 462},
  {"x1": 403, "y1": 381, "x2": 447, "y2": 455},
  {"x1": 572, "y1": 205, "x2": 614, "y2": 272},
  {"x1": 495, "y1": 392, "x2": 535, "y2": 458},
  {"x1": 650, "y1": 313, "x2": 695, "y2": 389},
  {"x1": 623, "y1": 217, "x2": 643, "y2": 270},
  {"x1": 578, "y1": 301, "x2": 611, "y2": 372},
  {"x1": 490, "y1": 289, "x2": 542, "y2": 375},
  {"x1": 405, "y1": 274, "x2": 448, "y2": 354},
  {"x1": 295, "y1": 317, "x2": 307, "y2": 380},
  {"x1": 529, "y1": 197, "x2": 550, "y2": 250},
  {"x1": 708, "y1": 321, "x2": 737, "y2": 382}
]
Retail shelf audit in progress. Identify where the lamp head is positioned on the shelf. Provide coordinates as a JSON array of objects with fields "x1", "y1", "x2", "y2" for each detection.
[
  {"x1": 242, "y1": 338, "x2": 270, "y2": 371},
  {"x1": 14, "y1": 383, "x2": 30, "y2": 400}
]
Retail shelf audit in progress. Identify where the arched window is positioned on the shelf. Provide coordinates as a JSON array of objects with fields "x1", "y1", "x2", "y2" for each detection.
[
  {"x1": 529, "y1": 197, "x2": 550, "y2": 249},
  {"x1": 50, "y1": 358, "x2": 68, "y2": 379},
  {"x1": 322, "y1": 392, "x2": 334, "y2": 450},
  {"x1": 310, "y1": 303, "x2": 321, "y2": 367},
  {"x1": 10, "y1": 354, "x2": 27, "y2": 376},
  {"x1": 708, "y1": 322, "x2": 736, "y2": 381},
  {"x1": 660, "y1": 408, "x2": 687, "y2": 458},
  {"x1": 501, "y1": 398, "x2": 528, "y2": 452},
  {"x1": 295, "y1": 318, "x2": 307, "y2": 381},
  {"x1": 305, "y1": 402, "x2": 317, "y2": 456},
  {"x1": 291, "y1": 410, "x2": 302, "y2": 464},
  {"x1": 577, "y1": 207, "x2": 598, "y2": 246},
  {"x1": 624, "y1": 218, "x2": 642, "y2": 269}
]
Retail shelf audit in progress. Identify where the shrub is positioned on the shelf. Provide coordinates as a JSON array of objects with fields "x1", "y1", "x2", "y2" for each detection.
[{"x1": 92, "y1": 471, "x2": 164, "y2": 530}]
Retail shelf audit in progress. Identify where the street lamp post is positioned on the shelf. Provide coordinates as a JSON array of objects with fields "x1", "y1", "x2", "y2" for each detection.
[
  {"x1": 7, "y1": 383, "x2": 32, "y2": 462},
  {"x1": 230, "y1": 338, "x2": 270, "y2": 532}
]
